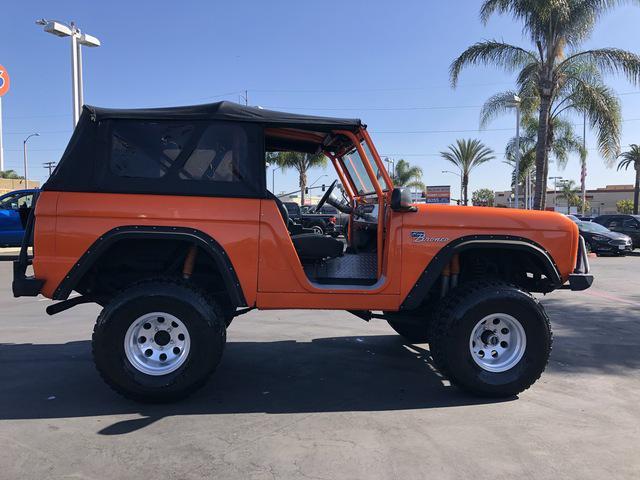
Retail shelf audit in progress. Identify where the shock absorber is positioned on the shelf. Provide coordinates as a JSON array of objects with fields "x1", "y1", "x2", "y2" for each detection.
[{"x1": 450, "y1": 254, "x2": 460, "y2": 289}]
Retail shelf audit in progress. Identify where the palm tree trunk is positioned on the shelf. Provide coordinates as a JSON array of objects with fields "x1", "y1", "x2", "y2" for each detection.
[
  {"x1": 462, "y1": 173, "x2": 469, "y2": 206},
  {"x1": 300, "y1": 171, "x2": 307, "y2": 206},
  {"x1": 534, "y1": 94, "x2": 552, "y2": 210},
  {"x1": 634, "y1": 164, "x2": 640, "y2": 215}
]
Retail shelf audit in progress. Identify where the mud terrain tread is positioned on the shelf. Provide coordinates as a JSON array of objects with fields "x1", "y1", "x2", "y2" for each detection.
[
  {"x1": 429, "y1": 280, "x2": 552, "y2": 397},
  {"x1": 92, "y1": 278, "x2": 225, "y2": 403}
]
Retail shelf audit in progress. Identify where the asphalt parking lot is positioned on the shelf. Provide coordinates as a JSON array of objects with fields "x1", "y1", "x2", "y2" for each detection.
[{"x1": 1, "y1": 253, "x2": 639, "y2": 480}]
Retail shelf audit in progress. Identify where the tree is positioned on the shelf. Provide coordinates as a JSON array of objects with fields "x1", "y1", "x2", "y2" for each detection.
[
  {"x1": 617, "y1": 144, "x2": 640, "y2": 214},
  {"x1": 450, "y1": 0, "x2": 640, "y2": 210},
  {"x1": 0, "y1": 170, "x2": 24, "y2": 179},
  {"x1": 617, "y1": 199, "x2": 634, "y2": 214},
  {"x1": 392, "y1": 159, "x2": 424, "y2": 190},
  {"x1": 268, "y1": 152, "x2": 327, "y2": 205},
  {"x1": 440, "y1": 139, "x2": 495, "y2": 206},
  {"x1": 557, "y1": 180, "x2": 581, "y2": 212},
  {"x1": 503, "y1": 115, "x2": 585, "y2": 207},
  {"x1": 472, "y1": 188, "x2": 495, "y2": 206}
]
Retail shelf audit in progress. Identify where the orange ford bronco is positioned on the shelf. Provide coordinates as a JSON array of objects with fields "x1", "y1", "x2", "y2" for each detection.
[{"x1": 12, "y1": 102, "x2": 592, "y2": 402}]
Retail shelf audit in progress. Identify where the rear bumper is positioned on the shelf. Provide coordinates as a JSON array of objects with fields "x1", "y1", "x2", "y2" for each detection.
[{"x1": 563, "y1": 235, "x2": 593, "y2": 291}]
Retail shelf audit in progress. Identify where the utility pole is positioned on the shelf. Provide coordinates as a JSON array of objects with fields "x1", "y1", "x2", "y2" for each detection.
[
  {"x1": 23, "y1": 133, "x2": 40, "y2": 188},
  {"x1": 239, "y1": 90, "x2": 249, "y2": 106},
  {"x1": 43, "y1": 161, "x2": 57, "y2": 176},
  {"x1": 581, "y1": 111, "x2": 587, "y2": 215}
]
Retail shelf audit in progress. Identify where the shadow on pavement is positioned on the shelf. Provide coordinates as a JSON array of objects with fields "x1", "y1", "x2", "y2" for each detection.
[{"x1": 0, "y1": 335, "x2": 508, "y2": 434}]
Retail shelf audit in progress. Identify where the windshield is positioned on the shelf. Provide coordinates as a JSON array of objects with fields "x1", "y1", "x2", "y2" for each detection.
[
  {"x1": 341, "y1": 142, "x2": 385, "y2": 196},
  {"x1": 578, "y1": 221, "x2": 610, "y2": 234}
]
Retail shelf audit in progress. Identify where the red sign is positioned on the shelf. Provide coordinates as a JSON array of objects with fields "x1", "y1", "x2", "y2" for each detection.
[
  {"x1": 0, "y1": 65, "x2": 9, "y2": 97},
  {"x1": 425, "y1": 185, "x2": 451, "y2": 204}
]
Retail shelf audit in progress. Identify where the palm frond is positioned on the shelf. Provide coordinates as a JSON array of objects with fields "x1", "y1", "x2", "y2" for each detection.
[
  {"x1": 560, "y1": 48, "x2": 640, "y2": 85},
  {"x1": 450, "y1": 41, "x2": 537, "y2": 87}
]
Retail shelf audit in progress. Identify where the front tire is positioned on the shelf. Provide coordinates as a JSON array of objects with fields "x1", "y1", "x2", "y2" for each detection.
[
  {"x1": 429, "y1": 281, "x2": 551, "y2": 397},
  {"x1": 92, "y1": 279, "x2": 226, "y2": 403}
]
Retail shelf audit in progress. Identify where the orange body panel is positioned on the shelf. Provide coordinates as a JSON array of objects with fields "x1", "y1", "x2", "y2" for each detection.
[
  {"x1": 34, "y1": 192, "x2": 262, "y2": 301},
  {"x1": 399, "y1": 204, "x2": 579, "y2": 302},
  {"x1": 33, "y1": 192, "x2": 579, "y2": 311},
  {"x1": 255, "y1": 199, "x2": 402, "y2": 309}
]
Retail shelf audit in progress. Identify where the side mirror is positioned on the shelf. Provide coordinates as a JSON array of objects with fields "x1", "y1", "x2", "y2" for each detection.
[{"x1": 391, "y1": 187, "x2": 417, "y2": 212}]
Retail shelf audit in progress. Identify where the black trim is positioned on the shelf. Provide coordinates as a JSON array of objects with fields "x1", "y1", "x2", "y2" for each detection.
[
  {"x1": 52, "y1": 226, "x2": 247, "y2": 307},
  {"x1": 12, "y1": 192, "x2": 43, "y2": 297},
  {"x1": 566, "y1": 273, "x2": 593, "y2": 291},
  {"x1": 400, "y1": 235, "x2": 562, "y2": 310}
]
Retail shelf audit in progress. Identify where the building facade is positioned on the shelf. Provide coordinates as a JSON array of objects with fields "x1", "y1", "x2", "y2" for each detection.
[
  {"x1": 0, "y1": 178, "x2": 40, "y2": 195},
  {"x1": 494, "y1": 184, "x2": 635, "y2": 214}
]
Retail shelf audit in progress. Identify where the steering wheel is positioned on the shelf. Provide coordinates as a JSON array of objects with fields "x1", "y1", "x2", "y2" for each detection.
[{"x1": 314, "y1": 180, "x2": 338, "y2": 212}]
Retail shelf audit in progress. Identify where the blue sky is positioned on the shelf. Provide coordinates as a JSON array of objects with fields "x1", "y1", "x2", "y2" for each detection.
[{"x1": 1, "y1": 0, "x2": 640, "y2": 196}]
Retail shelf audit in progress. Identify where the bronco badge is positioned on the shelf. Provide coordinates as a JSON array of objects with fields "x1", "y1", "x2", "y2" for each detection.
[{"x1": 411, "y1": 231, "x2": 448, "y2": 243}]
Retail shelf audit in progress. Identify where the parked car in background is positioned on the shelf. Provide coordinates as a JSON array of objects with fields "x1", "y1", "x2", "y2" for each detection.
[
  {"x1": 315, "y1": 204, "x2": 348, "y2": 236},
  {"x1": 0, "y1": 189, "x2": 38, "y2": 247},
  {"x1": 577, "y1": 220, "x2": 632, "y2": 256},
  {"x1": 593, "y1": 214, "x2": 640, "y2": 249},
  {"x1": 283, "y1": 201, "x2": 337, "y2": 235}
]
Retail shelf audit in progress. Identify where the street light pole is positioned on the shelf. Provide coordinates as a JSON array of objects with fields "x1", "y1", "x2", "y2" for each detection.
[
  {"x1": 507, "y1": 95, "x2": 522, "y2": 208},
  {"x1": 36, "y1": 19, "x2": 101, "y2": 127},
  {"x1": 272, "y1": 165, "x2": 281, "y2": 193},
  {"x1": 549, "y1": 176, "x2": 563, "y2": 211},
  {"x1": 23, "y1": 133, "x2": 40, "y2": 188},
  {"x1": 442, "y1": 170, "x2": 462, "y2": 204}
]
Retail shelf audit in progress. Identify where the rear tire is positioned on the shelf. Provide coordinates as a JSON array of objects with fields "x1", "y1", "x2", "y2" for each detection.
[
  {"x1": 92, "y1": 279, "x2": 226, "y2": 403},
  {"x1": 429, "y1": 280, "x2": 551, "y2": 397}
]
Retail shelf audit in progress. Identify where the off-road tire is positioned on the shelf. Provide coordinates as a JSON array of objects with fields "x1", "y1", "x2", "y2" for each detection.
[
  {"x1": 429, "y1": 280, "x2": 552, "y2": 397},
  {"x1": 387, "y1": 317, "x2": 430, "y2": 343},
  {"x1": 92, "y1": 279, "x2": 226, "y2": 403}
]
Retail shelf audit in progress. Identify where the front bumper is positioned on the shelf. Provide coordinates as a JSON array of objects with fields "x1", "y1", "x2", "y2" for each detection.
[{"x1": 564, "y1": 236, "x2": 593, "y2": 291}]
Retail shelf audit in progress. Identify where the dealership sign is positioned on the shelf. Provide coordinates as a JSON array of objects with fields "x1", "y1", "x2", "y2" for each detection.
[
  {"x1": 0, "y1": 65, "x2": 9, "y2": 97},
  {"x1": 425, "y1": 185, "x2": 451, "y2": 204}
]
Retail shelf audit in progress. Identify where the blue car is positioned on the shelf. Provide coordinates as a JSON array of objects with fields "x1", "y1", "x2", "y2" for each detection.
[{"x1": 0, "y1": 189, "x2": 38, "y2": 247}]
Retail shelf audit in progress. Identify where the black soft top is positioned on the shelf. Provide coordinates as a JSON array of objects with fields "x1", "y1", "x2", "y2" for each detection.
[{"x1": 85, "y1": 101, "x2": 362, "y2": 132}]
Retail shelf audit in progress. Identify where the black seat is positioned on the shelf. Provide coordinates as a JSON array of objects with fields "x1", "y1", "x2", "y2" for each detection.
[
  {"x1": 270, "y1": 194, "x2": 343, "y2": 262},
  {"x1": 291, "y1": 233, "x2": 344, "y2": 262}
]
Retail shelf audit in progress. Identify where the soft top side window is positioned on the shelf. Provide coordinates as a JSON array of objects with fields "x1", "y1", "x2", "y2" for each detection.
[{"x1": 111, "y1": 121, "x2": 194, "y2": 179}]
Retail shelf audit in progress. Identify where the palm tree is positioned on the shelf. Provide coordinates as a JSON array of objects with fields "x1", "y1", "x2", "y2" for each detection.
[
  {"x1": 393, "y1": 159, "x2": 425, "y2": 190},
  {"x1": 450, "y1": 0, "x2": 640, "y2": 210},
  {"x1": 0, "y1": 170, "x2": 23, "y2": 179},
  {"x1": 504, "y1": 115, "x2": 585, "y2": 206},
  {"x1": 617, "y1": 144, "x2": 640, "y2": 214},
  {"x1": 557, "y1": 180, "x2": 581, "y2": 212},
  {"x1": 268, "y1": 151, "x2": 327, "y2": 205},
  {"x1": 441, "y1": 139, "x2": 495, "y2": 206}
]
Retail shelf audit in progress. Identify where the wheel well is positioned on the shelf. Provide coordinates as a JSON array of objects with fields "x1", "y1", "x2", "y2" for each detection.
[
  {"x1": 456, "y1": 247, "x2": 558, "y2": 291},
  {"x1": 62, "y1": 229, "x2": 245, "y2": 313},
  {"x1": 401, "y1": 241, "x2": 561, "y2": 311}
]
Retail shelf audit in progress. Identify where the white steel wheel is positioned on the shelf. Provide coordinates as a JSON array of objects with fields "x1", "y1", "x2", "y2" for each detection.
[
  {"x1": 124, "y1": 312, "x2": 191, "y2": 376},
  {"x1": 469, "y1": 313, "x2": 526, "y2": 373}
]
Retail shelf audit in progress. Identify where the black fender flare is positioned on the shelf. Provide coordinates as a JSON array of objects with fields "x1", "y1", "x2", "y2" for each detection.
[
  {"x1": 52, "y1": 225, "x2": 247, "y2": 307},
  {"x1": 400, "y1": 235, "x2": 562, "y2": 310}
]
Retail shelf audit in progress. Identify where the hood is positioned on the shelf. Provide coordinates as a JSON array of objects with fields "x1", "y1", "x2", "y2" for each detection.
[
  {"x1": 408, "y1": 204, "x2": 577, "y2": 234},
  {"x1": 595, "y1": 230, "x2": 631, "y2": 241}
]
